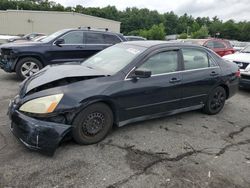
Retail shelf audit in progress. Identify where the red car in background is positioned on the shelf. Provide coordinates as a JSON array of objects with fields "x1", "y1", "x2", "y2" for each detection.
[{"x1": 184, "y1": 38, "x2": 235, "y2": 57}]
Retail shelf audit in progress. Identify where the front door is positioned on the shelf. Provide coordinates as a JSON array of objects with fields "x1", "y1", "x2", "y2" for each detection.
[
  {"x1": 47, "y1": 31, "x2": 86, "y2": 64},
  {"x1": 116, "y1": 49, "x2": 183, "y2": 122}
]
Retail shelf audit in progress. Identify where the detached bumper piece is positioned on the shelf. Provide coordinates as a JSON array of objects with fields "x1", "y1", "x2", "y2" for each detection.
[{"x1": 10, "y1": 110, "x2": 72, "y2": 155}]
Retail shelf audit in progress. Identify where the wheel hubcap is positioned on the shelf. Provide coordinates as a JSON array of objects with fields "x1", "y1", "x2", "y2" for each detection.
[
  {"x1": 210, "y1": 91, "x2": 225, "y2": 111},
  {"x1": 82, "y1": 112, "x2": 105, "y2": 136},
  {"x1": 21, "y1": 62, "x2": 40, "y2": 77}
]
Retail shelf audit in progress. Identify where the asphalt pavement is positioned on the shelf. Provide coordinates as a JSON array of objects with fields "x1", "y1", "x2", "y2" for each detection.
[{"x1": 0, "y1": 70, "x2": 249, "y2": 188}]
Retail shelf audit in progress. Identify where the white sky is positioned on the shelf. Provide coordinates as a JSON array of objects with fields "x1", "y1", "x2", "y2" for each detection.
[{"x1": 54, "y1": 0, "x2": 250, "y2": 21}]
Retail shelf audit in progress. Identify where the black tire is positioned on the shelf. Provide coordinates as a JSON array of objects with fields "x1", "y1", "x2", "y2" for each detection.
[
  {"x1": 203, "y1": 86, "x2": 226, "y2": 115},
  {"x1": 15, "y1": 57, "x2": 43, "y2": 80},
  {"x1": 72, "y1": 103, "x2": 113, "y2": 145}
]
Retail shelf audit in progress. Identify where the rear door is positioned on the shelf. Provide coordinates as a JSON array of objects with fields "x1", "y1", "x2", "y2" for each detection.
[
  {"x1": 180, "y1": 47, "x2": 221, "y2": 108},
  {"x1": 83, "y1": 32, "x2": 109, "y2": 58},
  {"x1": 48, "y1": 31, "x2": 85, "y2": 63}
]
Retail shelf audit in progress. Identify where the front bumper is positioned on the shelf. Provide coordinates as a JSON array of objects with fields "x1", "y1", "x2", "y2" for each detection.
[
  {"x1": 9, "y1": 101, "x2": 72, "y2": 155},
  {"x1": 0, "y1": 58, "x2": 13, "y2": 72}
]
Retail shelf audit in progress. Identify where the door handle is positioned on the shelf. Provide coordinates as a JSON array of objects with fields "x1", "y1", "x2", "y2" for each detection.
[
  {"x1": 210, "y1": 71, "x2": 219, "y2": 76},
  {"x1": 169, "y1": 77, "x2": 181, "y2": 83}
]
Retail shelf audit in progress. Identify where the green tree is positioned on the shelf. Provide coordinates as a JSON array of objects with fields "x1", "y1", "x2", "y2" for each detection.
[
  {"x1": 163, "y1": 11, "x2": 178, "y2": 34},
  {"x1": 179, "y1": 33, "x2": 188, "y2": 39},
  {"x1": 220, "y1": 20, "x2": 239, "y2": 40},
  {"x1": 191, "y1": 26, "x2": 209, "y2": 39},
  {"x1": 139, "y1": 23, "x2": 166, "y2": 40}
]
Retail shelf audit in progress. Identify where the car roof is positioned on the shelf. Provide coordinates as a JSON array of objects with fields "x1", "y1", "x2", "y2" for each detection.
[
  {"x1": 75, "y1": 28, "x2": 122, "y2": 36},
  {"x1": 125, "y1": 36, "x2": 145, "y2": 38},
  {"x1": 122, "y1": 40, "x2": 204, "y2": 49}
]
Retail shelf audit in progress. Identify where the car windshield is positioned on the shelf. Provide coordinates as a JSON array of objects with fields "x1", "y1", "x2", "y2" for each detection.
[
  {"x1": 82, "y1": 44, "x2": 146, "y2": 74},
  {"x1": 41, "y1": 29, "x2": 68, "y2": 43},
  {"x1": 241, "y1": 45, "x2": 250, "y2": 53}
]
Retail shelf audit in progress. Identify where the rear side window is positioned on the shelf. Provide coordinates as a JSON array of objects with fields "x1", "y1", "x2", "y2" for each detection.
[
  {"x1": 85, "y1": 33, "x2": 104, "y2": 44},
  {"x1": 182, "y1": 48, "x2": 209, "y2": 70},
  {"x1": 139, "y1": 51, "x2": 178, "y2": 75},
  {"x1": 213, "y1": 41, "x2": 226, "y2": 49},
  {"x1": 103, "y1": 34, "x2": 121, "y2": 44},
  {"x1": 61, "y1": 31, "x2": 83, "y2": 44}
]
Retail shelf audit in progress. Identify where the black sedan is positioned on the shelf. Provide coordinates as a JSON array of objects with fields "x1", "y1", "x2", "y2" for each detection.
[{"x1": 8, "y1": 41, "x2": 240, "y2": 155}]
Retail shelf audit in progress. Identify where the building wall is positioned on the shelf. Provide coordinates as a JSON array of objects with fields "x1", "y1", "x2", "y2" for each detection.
[{"x1": 0, "y1": 10, "x2": 121, "y2": 35}]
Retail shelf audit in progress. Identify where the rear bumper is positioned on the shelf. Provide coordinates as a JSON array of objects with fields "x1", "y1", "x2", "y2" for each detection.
[
  {"x1": 9, "y1": 104, "x2": 72, "y2": 155},
  {"x1": 228, "y1": 81, "x2": 239, "y2": 98}
]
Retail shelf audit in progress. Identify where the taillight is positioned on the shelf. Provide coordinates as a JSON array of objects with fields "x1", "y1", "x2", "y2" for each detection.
[{"x1": 235, "y1": 70, "x2": 241, "y2": 78}]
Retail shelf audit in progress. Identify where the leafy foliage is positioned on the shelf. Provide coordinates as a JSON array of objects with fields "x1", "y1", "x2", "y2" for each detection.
[
  {"x1": 1, "y1": 0, "x2": 250, "y2": 41},
  {"x1": 191, "y1": 26, "x2": 209, "y2": 39},
  {"x1": 139, "y1": 23, "x2": 166, "y2": 40},
  {"x1": 179, "y1": 33, "x2": 188, "y2": 39}
]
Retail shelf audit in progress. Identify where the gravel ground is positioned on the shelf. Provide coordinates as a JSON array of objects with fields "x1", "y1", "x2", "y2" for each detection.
[{"x1": 0, "y1": 70, "x2": 249, "y2": 188}]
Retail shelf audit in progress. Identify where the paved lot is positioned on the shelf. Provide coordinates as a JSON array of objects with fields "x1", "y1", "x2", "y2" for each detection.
[{"x1": 0, "y1": 70, "x2": 249, "y2": 188}]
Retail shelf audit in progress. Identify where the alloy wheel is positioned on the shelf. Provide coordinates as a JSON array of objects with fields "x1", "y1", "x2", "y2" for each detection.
[{"x1": 21, "y1": 62, "x2": 40, "y2": 78}]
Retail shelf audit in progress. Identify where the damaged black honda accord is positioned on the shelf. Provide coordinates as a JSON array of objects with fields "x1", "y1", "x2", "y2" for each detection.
[{"x1": 8, "y1": 41, "x2": 240, "y2": 155}]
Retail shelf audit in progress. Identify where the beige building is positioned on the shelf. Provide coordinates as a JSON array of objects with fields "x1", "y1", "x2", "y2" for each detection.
[{"x1": 0, "y1": 10, "x2": 121, "y2": 35}]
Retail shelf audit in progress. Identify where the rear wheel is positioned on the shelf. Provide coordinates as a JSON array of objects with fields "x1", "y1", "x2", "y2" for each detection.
[
  {"x1": 203, "y1": 86, "x2": 226, "y2": 115},
  {"x1": 72, "y1": 103, "x2": 113, "y2": 145},
  {"x1": 16, "y1": 57, "x2": 43, "y2": 80}
]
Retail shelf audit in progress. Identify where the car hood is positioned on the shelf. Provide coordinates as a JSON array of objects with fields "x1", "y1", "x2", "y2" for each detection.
[
  {"x1": 223, "y1": 52, "x2": 250, "y2": 63},
  {"x1": 22, "y1": 63, "x2": 109, "y2": 95}
]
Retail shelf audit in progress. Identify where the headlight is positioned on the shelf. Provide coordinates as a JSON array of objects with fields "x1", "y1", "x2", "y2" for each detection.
[{"x1": 19, "y1": 94, "x2": 63, "y2": 114}]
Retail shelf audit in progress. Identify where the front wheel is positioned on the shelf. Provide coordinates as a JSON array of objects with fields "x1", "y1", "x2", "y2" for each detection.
[
  {"x1": 15, "y1": 57, "x2": 43, "y2": 80},
  {"x1": 203, "y1": 86, "x2": 226, "y2": 115},
  {"x1": 72, "y1": 103, "x2": 113, "y2": 145}
]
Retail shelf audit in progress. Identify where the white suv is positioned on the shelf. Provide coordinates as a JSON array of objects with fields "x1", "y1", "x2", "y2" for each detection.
[{"x1": 223, "y1": 45, "x2": 250, "y2": 88}]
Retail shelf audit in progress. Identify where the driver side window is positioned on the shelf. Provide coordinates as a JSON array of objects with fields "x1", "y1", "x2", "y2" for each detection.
[{"x1": 139, "y1": 51, "x2": 178, "y2": 75}]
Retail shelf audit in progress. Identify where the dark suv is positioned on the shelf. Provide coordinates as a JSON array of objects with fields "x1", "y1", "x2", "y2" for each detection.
[{"x1": 0, "y1": 28, "x2": 126, "y2": 79}]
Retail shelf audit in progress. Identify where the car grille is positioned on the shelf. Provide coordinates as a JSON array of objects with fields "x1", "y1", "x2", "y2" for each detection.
[
  {"x1": 233, "y1": 61, "x2": 249, "y2": 70},
  {"x1": 241, "y1": 74, "x2": 250, "y2": 80}
]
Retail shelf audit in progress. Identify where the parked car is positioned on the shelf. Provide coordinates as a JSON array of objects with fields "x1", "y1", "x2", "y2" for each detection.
[
  {"x1": 0, "y1": 35, "x2": 19, "y2": 45},
  {"x1": 33, "y1": 35, "x2": 47, "y2": 42},
  {"x1": 223, "y1": 45, "x2": 250, "y2": 88},
  {"x1": 229, "y1": 40, "x2": 250, "y2": 52},
  {"x1": 8, "y1": 41, "x2": 239, "y2": 155},
  {"x1": 0, "y1": 28, "x2": 126, "y2": 79},
  {"x1": 125, "y1": 36, "x2": 146, "y2": 41},
  {"x1": 184, "y1": 38, "x2": 235, "y2": 57},
  {"x1": 12, "y1": 35, "x2": 47, "y2": 43},
  {"x1": 7, "y1": 33, "x2": 45, "y2": 43}
]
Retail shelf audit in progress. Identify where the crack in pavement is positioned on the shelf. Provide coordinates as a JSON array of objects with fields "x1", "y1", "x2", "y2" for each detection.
[
  {"x1": 104, "y1": 123, "x2": 250, "y2": 187},
  {"x1": 216, "y1": 125, "x2": 250, "y2": 156},
  {"x1": 228, "y1": 125, "x2": 250, "y2": 139},
  {"x1": 216, "y1": 139, "x2": 250, "y2": 156},
  {"x1": 104, "y1": 143, "x2": 215, "y2": 188}
]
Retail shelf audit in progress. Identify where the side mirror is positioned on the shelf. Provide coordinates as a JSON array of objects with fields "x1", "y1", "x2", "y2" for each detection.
[
  {"x1": 54, "y1": 38, "x2": 65, "y2": 47},
  {"x1": 132, "y1": 68, "x2": 151, "y2": 79}
]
